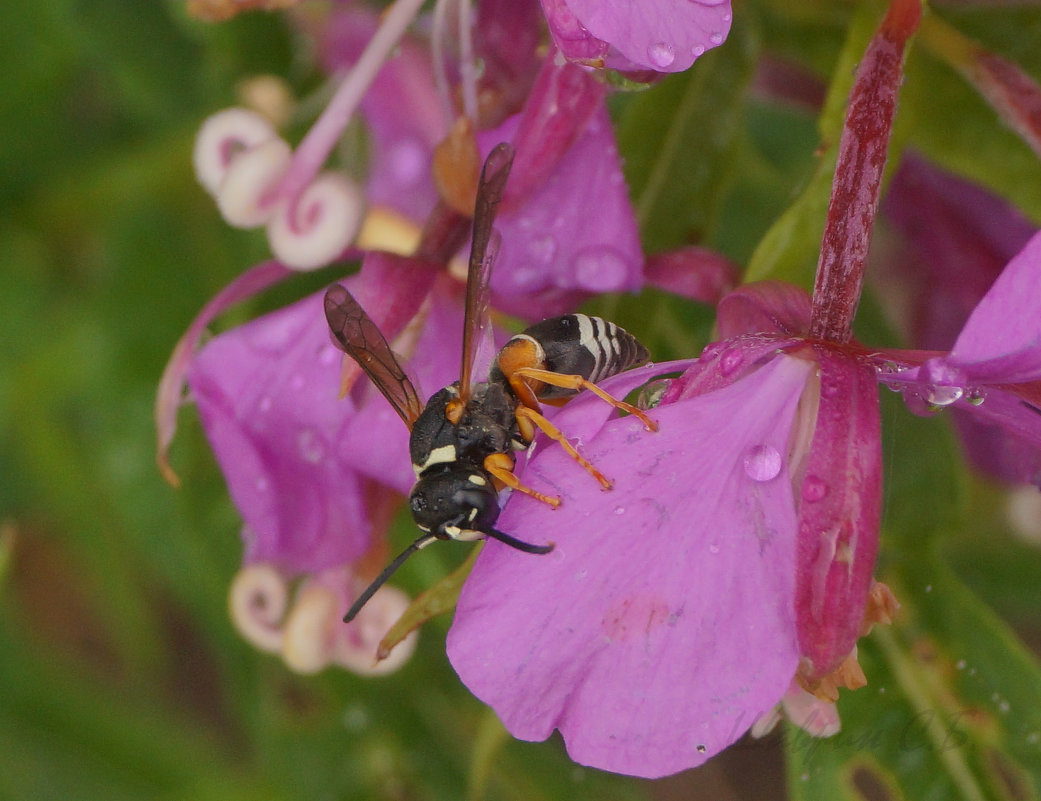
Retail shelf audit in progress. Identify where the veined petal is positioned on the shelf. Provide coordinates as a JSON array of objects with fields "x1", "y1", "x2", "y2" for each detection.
[
  {"x1": 796, "y1": 349, "x2": 882, "y2": 679},
  {"x1": 448, "y1": 354, "x2": 812, "y2": 778},
  {"x1": 156, "y1": 260, "x2": 295, "y2": 485},
  {"x1": 548, "y1": 0, "x2": 732, "y2": 74},
  {"x1": 188, "y1": 290, "x2": 406, "y2": 572},
  {"x1": 948, "y1": 230, "x2": 1041, "y2": 383},
  {"x1": 717, "y1": 281, "x2": 812, "y2": 339},
  {"x1": 490, "y1": 105, "x2": 642, "y2": 302}
]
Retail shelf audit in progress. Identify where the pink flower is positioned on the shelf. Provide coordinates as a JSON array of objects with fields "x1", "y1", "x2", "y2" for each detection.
[
  {"x1": 448, "y1": 0, "x2": 923, "y2": 776},
  {"x1": 881, "y1": 154, "x2": 1041, "y2": 484},
  {"x1": 541, "y1": 0, "x2": 733, "y2": 74},
  {"x1": 157, "y1": 252, "x2": 456, "y2": 674}
]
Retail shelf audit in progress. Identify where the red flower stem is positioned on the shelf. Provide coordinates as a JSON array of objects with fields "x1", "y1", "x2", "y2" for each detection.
[{"x1": 808, "y1": 0, "x2": 921, "y2": 343}]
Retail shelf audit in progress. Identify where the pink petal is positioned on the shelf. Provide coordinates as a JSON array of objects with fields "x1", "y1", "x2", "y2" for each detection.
[
  {"x1": 795, "y1": 348, "x2": 882, "y2": 678},
  {"x1": 717, "y1": 281, "x2": 812, "y2": 339},
  {"x1": 552, "y1": 0, "x2": 732, "y2": 74},
  {"x1": 948, "y1": 230, "x2": 1041, "y2": 383},
  {"x1": 448, "y1": 355, "x2": 812, "y2": 778},
  {"x1": 644, "y1": 247, "x2": 739, "y2": 308},
  {"x1": 485, "y1": 105, "x2": 642, "y2": 304},
  {"x1": 156, "y1": 260, "x2": 295, "y2": 485},
  {"x1": 189, "y1": 290, "x2": 400, "y2": 572}
]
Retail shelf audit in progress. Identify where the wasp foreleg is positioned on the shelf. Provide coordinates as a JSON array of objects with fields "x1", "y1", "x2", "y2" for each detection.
[
  {"x1": 514, "y1": 406, "x2": 613, "y2": 490},
  {"x1": 512, "y1": 367, "x2": 659, "y2": 432},
  {"x1": 483, "y1": 452, "x2": 561, "y2": 508}
]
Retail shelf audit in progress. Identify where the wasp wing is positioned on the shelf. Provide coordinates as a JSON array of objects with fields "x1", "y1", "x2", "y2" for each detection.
[
  {"x1": 324, "y1": 284, "x2": 425, "y2": 430},
  {"x1": 459, "y1": 142, "x2": 514, "y2": 403}
]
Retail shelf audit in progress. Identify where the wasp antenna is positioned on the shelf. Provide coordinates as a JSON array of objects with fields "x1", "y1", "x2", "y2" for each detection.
[
  {"x1": 343, "y1": 533, "x2": 438, "y2": 623},
  {"x1": 483, "y1": 527, "x2": 554, "y2": 555}
]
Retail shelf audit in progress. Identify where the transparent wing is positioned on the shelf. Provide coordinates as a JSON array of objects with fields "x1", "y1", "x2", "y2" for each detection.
[
  {"x1": 459, "y1": 142, "x2": 514, "y2": 403},
  {"x1": 323, "y1": 284, "x2": 425, "y2": 429}
]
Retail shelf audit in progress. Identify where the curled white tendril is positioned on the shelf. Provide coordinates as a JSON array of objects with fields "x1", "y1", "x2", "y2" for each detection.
[
  {"x1": 228, "y1": 563, "x2": 289, "y2": 654},
  {"x1": 334, "y1": 583, "x2": 417, "y2": 676},
  {"x1": 216, "y1": 138, "x2": 293, "y2": 228},
  {"x1": 266, "y1": 172, "x2": 365, "y2": 271},
  {"x1": 230, "y1": 564, "x2": 417, "y2": 676},
  {"x1": 193, "y1": 108, "x2": 281, "y2": 197}
]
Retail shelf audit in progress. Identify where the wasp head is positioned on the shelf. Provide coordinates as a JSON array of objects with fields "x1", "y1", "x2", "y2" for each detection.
[{"x1": 408, "y1": 467, "x2": 500, "y2": 541}]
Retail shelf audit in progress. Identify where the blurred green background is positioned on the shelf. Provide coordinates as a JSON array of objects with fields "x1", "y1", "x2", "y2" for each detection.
[{"x1": 3, "y1": 2, "x2": 1041, "y2": 800}]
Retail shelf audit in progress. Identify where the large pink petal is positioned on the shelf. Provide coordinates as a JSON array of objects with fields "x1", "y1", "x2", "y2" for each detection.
[
  {"x1": 448, "y1": 355, "x2": 811, "y2": 778},
  {"x1": 558, "y1": 0, "x2": 732, "y2": 74},
  {"x1": 948, "y1": 230, "x2": 1041, "y2": 383},
  {"x1": 189, "y1": 290, "x2": 402, "y2": 572}
]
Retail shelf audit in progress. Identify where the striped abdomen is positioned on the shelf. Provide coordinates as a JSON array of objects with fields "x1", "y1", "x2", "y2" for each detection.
[{"x1": 491, "y1": 314, "x2": 649, "y2": 400}]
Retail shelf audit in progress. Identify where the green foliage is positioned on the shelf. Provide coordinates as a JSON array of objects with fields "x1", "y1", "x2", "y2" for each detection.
[{"x1": 2, "y1": 1, "x2": 1040, "y2": 799}]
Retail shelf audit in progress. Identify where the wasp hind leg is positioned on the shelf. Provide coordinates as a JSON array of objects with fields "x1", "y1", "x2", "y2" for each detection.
[
  {"x1": 483, "y1": 452, "x2": 561, "y2": 508},
  {"x1": 512, "y1": 367, "x2": 659, "y2": 432},
  {"x1": 514, "y1": 406, "x2": 613, "y2": 490}
]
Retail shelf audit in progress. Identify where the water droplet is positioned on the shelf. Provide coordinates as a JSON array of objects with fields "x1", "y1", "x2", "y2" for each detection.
[
  {"x1": 528, "y1": 235, "x2": 557, "y2": 266},
  {"x1": 966, "y1": 388, "x2": 986, "y2": 406},
  {"x1": 744, "y1": 444, "x2": 781, "y2": 482},
  {"x1": 637, "y1": 379, "x2": 670, "y2": 411},
  {"x1": 709, "y1": 31, "x2": 724, "y2": 45},
  {"x1": 722, "y1": 12, "x2": 732, "y2": 23},
  {"x1": 511, "y1": 265, "x2": 541, "y2": 289},
  {"x1": 801, "y1": 475, "x2": 829, "y2": 502},
  {"x1": 572, "y1": 246, "x2": 631, "y2": 289},
  {"x1": 614, "y1": 506, "x2": 626, "y2": 515},
  {"x1": 999, "y1": 700, "x2": 1011, "y2": 714},
  {"x1": 924, "y1": 384, "x2": 963, "y2": 407},
  {"x1": 647, "y1": 41, "x2": 675, "y2": 68},
  {"x1": 924, "y1": 584, "x2": 932, "y2": 593},
  {"x1": 708, "y1": 543, "x2": 720, "y2": 554},
  {"x1": 719, "y1": 347, "x2": 744, "y2": 376},
  {"x1": 955, "y1": 659, "x2": 967, "y2": 670},
  {"x1": 297, "y1": 428, "x2": 326, "y2": 463},
  {"x1": 692, "y1": 44, "x2": 705, "y2": 57}
]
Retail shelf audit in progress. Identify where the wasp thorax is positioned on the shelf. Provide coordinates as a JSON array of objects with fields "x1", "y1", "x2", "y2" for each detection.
[{"x1": 408, "y1": 467, "x2": 500, "y2": 540}]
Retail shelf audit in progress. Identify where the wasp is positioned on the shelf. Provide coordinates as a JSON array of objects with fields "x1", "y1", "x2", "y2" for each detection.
[{"x1": 324, "y1": 143, "x2": 656, "y2": 622}]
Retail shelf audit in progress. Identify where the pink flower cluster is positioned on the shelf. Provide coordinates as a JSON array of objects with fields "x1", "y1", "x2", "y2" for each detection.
[{"x1": 159, "y1": 0, "x2": 1041, "y2": 780}]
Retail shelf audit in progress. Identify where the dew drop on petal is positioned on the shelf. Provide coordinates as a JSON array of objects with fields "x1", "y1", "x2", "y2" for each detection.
[
  {"x1": 966, "y1": 388, "x2": 986, "y2": 406},
  {"x1": 572, "y1": 245, "x2": 630, "y2": 289},
  {"x1": 743, "y1": 444, "x2": 782, "y2": 482},
  {"x1": 613, "y1": 506, "x2": 626, "y2": 515},
  {"x1": 924, "y1": 384, "x2": 964, "y2": 407},
  {"x1": 647, "y1": 41, "x2": 676, "y2": 68},
  {"x1": 692, "y1": 44, "x2": 706, "y2": 58},
  {"x1": 296, "y1": 428, "x2": 326, "y2": 464},
  {"x1": 801, "y1": 475, "x2": 829, "y2": 502},
  {"x1": 708, "y1": 543, "x2": 720, "y2": 554},
  {"x1": 709, "y1": 31, "x2": 724, "y2": 45},
  {"x1": 528, "y1": 235, "x2": 558, "y2": 266}
]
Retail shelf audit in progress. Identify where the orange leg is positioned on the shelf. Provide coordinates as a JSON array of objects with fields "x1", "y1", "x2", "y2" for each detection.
[
  {"x1": 515, "y1": 406, "x2": 613, "y2": 490},
  {"x1": 513, "y1": 367, "x2": 659, "y2": 432},
  {"x1": 483, "y1": 452, "x2": 561, "y2": 508}
]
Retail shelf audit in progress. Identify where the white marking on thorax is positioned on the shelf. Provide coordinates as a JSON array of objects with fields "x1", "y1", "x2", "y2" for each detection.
[{"x1": 413, "y1": 443, "x2": 457, "y2": 476}]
